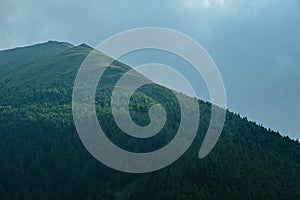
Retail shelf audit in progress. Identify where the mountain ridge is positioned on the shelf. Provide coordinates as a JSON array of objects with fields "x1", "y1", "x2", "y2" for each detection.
[{"x1": 0, "y1": 41, "x2": 299, "y2": 200}]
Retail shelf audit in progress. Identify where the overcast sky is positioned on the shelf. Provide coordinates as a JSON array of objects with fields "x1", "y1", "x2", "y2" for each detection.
[{"x1": 1, "y1": 0, "x2": 299, "y2": 139}]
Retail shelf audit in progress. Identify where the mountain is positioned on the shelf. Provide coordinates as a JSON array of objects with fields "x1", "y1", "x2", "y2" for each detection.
[{"x1": 0, "y1": 41, "x2": 299, "y2": 200}]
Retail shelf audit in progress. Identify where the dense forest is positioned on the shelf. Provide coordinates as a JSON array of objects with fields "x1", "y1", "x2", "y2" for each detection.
[{"x1": 0, "y1": 41, "x2": 299, "y2": 200}]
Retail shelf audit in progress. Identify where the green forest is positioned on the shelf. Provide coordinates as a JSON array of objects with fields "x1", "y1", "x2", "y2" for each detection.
[{"x1": 0, "y1": 41, "x2": 299, "y2": 200}]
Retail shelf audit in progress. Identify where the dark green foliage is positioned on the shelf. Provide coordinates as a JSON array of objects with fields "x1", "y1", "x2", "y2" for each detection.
[{"x1": 0, "y1": 41, "x2": 299, "y2": 199}]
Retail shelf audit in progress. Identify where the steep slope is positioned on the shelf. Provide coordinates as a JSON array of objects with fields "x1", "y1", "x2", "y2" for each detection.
[{"x1": 0, "y1": 42, "x2": 299, "y2": 200}]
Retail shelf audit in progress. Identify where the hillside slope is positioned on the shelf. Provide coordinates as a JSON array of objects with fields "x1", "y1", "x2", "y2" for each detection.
[{"x1": 0, "y1": 41, "x2": 299, "y2": 200}]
